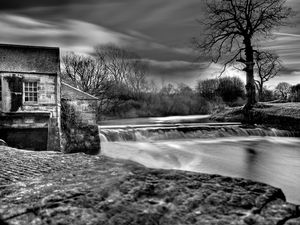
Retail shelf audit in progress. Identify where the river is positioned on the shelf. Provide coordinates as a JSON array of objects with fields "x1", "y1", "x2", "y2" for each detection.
[{"x1": 99, "y1": 115, "x2": 300, "y2": 205}]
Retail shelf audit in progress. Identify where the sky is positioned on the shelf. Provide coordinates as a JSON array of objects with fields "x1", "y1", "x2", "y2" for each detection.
[{"x1": 0, "y1": 0, "x2": 300, "y2": 89}]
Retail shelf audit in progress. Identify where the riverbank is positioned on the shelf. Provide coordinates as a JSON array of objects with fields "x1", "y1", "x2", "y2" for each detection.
[
  {"x1": 0, "y1": 146, "x2": 299, "y2": 225},
  {"x1": 211, "y1": 103, "x2": 300, "y2": 130}
]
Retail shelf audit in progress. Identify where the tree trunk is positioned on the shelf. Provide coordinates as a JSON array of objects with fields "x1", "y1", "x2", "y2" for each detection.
[
  {"x1": 244, "y1": 38, "x2": 257, "y2": 110},
  {"x1": 258, "y1": 82, "x2": 263, "y2": 102}
]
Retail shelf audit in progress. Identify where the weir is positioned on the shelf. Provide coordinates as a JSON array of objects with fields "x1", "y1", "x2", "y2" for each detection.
[
  {"x1": 99, "y1": 120, "x2": 300, "y2": 205},
  {"x1": 99, "y1": 123, "x2": 298, "y2": 142}
]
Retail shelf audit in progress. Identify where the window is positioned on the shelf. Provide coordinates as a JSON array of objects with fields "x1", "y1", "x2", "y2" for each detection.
[
  {"x1": 24, "y1": 81, "x2": 38, "y2": 102},
  {"x1": 0, "y1": 78, "x2": 2, "y2": 102}
]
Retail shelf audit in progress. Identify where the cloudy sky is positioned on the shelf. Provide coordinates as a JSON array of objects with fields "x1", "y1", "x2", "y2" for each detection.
[{"x1": 0, "y1": 0, "x2": 300, "y2": 88}]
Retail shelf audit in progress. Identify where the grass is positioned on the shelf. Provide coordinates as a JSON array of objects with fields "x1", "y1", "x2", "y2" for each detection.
[
  {"x1": 211, "y1": 102, "x2": 300, "y2": 130},
  {"x1": 254, "y1": 103, "x2": 300, "y2": 119}
]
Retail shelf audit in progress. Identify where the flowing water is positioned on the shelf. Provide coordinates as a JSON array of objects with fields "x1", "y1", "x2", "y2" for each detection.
[{"x1": 99, "y1": 115, "x2": 300, "y2": 204}]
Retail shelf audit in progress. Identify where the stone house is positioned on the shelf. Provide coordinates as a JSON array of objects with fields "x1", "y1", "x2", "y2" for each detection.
[
  {"x1": 0, "y1": 44, "x2": 61, "y2": 151},
  {"x1": 61, "y1": 82, "x2": 98, "y2": 125}
]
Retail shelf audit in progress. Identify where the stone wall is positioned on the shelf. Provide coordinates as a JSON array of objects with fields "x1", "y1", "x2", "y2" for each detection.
[
  {"x1": 1, "y1": 73, "x2": 57, "y2": 113},
  {"x1": 0, "y1": 112, "x2": 49, "y2": 150},
  {"x1": 64, "y1": 100, "x2": 97, "y2": 125},
  {"x1": 0, "y1": 44, "x2": 61, "y2": 151},
  {"x1": 62, "y1": 125, "x2": 100, "y2": 155},
  {"x1": 0, "y1": 44, "x2": 59, "y2": 74},
  {"x1": 61, "y1": 82, "x2": 98, "y2": 125}
]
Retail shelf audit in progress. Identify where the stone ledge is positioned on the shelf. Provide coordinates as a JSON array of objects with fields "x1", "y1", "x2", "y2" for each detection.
[{"x1": 0, "y1": 146, "x2": 299, "y2": 225}]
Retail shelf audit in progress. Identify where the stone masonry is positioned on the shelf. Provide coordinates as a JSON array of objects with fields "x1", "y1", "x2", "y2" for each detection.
[{"x1": 0, "y1": 44, "x2": 61, "y2": 151}]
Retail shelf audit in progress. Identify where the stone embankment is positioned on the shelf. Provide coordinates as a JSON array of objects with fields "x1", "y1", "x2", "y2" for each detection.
[
  {"x1": 0, "y1": 146, "x2": 300, "y2": 225},
  {"x1": 212, "y1": 103, "x2": 300, "y2": 131}
]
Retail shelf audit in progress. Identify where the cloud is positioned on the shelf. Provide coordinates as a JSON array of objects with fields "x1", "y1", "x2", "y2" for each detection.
[
  {"x1": 147, "y1": 59, "x2": 208, "y2": 74},
  {"x1": 0, "y1": 0, "x2": 299, "y2": 87},
  {"x1": 0, "y1": 14, "x2": 131, "y2": 53},
  {"x1": 274, "y1": 32, "x2": 300, "y2": 38},
  {"x1": 0, "y1": 0, "x2": 100, "y2": 11},
  {"x1": 0, "y1": 11, "x2": 200, "y2": 61}
]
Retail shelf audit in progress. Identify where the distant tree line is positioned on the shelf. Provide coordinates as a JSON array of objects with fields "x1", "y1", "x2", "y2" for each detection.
[
  {"x1": 61, "y1": 44, "x2": 300, "y2": 121},
  {"x1": 61, "y1": 45, "x2": 249, "y2": 119}
]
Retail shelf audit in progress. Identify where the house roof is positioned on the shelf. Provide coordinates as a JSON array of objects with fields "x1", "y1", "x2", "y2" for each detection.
[
  {"x1": 0, "y1": 43, "x2": 60, "y2": 74},
  {"x1": 61, "y1": 82, "x2": 98, "y2": 100}
]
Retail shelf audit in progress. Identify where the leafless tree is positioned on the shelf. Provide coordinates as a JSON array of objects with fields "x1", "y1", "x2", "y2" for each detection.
[
  {"x1": 61, "y1": 52, "x2": 108, "y2": 96},
  {"x1": 126, "y1": 57, "x2": 149, "y2": 97},
  {"x1": 94, "y1": 44, "x2": 148, "y2": 98},
  {"x1": 61, "y1": 52, "x2": 116, "y2": 120},
  {"x1": 254, "y1": 51, "x2": 281, "y2": 101},
  {"x1": 275, "y1": 82, "x2": 291, "y2": 101},
  {"x1": 93, "y1": 44, "x2": 150, "y2": 117},
  {"x1": 62, "y1": 45, "x2": 150, "y2": 118},
  {"x1": 193, "y1": 0, "x2": 292, "y2": 110}
]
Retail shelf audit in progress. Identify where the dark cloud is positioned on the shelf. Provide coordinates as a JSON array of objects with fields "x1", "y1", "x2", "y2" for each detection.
[
  {"x1": 1, "y1": 0, "x2": 70, "y2": 10},
  {"x1": 0, "y1": 0, "x2": 299, "y2": 87},
  {"x1": 0, "y1": 0, "x2": 102, "y2": 11}
]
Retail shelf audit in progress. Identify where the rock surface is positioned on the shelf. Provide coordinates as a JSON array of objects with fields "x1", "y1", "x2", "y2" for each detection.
[
  {"x1": 62, "y1": 124, "x2": 100, "y2": 155},
  {"x1": 0, "y1": 146, "x2": 299, "y2": 225}
]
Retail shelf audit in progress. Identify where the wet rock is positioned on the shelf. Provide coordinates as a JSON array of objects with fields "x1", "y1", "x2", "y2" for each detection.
[
  {"x1": 0, "y1": 146, "x2": 300, "y2": 225},
  {"x1": 286, "y1": 218, "x2": 300, "y2": 225}
]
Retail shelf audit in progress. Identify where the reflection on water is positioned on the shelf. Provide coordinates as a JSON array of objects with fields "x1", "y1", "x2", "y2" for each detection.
[
  {"x1": 245, "y1": 146, "x2": 259, "y2": 179},
  {"x1": 102, "y1": 137, "x2": 300, "y2": 204}
]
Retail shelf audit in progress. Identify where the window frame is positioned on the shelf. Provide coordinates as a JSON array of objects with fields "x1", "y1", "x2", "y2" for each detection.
[
  {"x1": 0, "y1": 76, "x2": 2, "y2": 102},
  {"x1": 23, "y1": 79, "x2": 40, "y2": 105}
]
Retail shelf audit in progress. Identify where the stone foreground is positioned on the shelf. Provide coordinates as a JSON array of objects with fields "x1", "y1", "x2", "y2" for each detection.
[{"x1": 0, "y1": 146, "x2": 299, "y2": 225}]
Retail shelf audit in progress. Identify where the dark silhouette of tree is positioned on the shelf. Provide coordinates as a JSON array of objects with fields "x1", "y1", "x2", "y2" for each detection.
[
  {"x1": 216, "y1": 77, "x2": 245, "y2": 104},
  {"x1": 254, "y1": 51, "x2": 281, "y2": 101},
  {"x1": 196, "y1": 79, "x2": 220, "y2": 101},
  {"x1": 193, "y1": 0, "x2": 292, "y2": 110},
  {"x1": 290, "y1": 84, "x2": 300, "y2": 102},
  {"x1": 196, "y1": 77, "x2": 245, "y2": 105},
  {"x1": 275, "y1": 82, "x2": 291, "y2": 101}
]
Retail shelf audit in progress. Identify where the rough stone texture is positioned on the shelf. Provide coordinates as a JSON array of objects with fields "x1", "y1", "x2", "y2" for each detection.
[
  {"x1": 0, "y1": 146, "x2": 299, "y2": 225},
  {"x1": 0, "y1": 43, "x2": 62, "y2": 151},
  {"x1": 61, "y1": 82, "x2": 98, "y2": 125},
  {"x1": 0, "y1": 44, "x2": 59, "y2": 74},
  {"x1": 62, "y1": 125, "x2": 100, "y2": 155}
]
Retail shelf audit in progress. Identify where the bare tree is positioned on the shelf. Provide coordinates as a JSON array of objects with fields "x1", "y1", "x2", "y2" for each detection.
[
  {"x1": 62, "y1": 52, "x2": 116, "y2": 120},
  {"x1": 193, "y1": 0, "x2": 292, "y2": 110},
  {"x1": 62, "y1": 46, "x2": 150, "y2": 119},
  {"x1": 254, "y1": 51, "x2": 281, "y2": 101},
  {"x1": 94, "y1": 44, "x2": 148, "y2": 98},
  {"x1": 126, "y1": 57, "x2": 149, "y2": 97},
  {"x1": 275, "y1": 82, "x2": 291, "y2": 101},
  {"x1": 61, "y1": 52, "x2": 108, "y2": 96}
]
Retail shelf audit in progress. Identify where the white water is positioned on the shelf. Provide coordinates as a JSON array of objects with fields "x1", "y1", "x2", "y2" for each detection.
[{"x1": 99, "y1": 116, "x2": 300, "y2": 204}]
